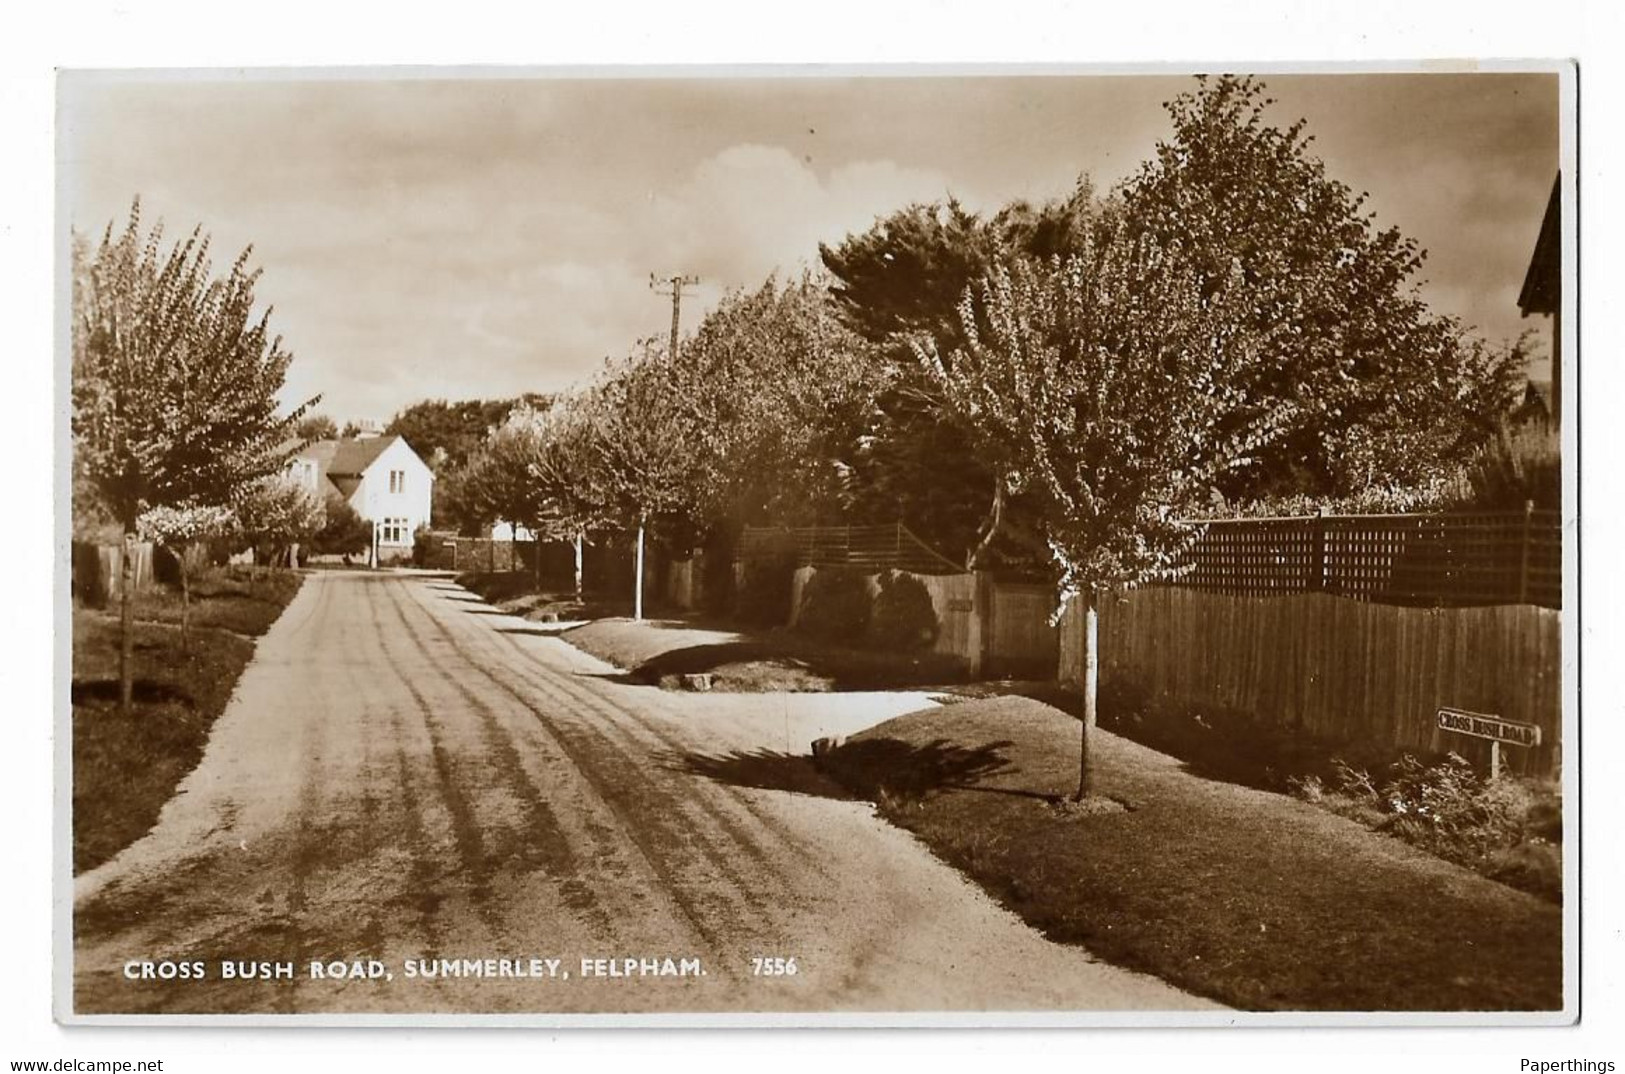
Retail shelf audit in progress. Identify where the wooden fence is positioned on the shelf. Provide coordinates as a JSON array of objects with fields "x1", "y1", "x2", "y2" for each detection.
[
  {"x1": 1060, "y1": 587, "x2": 1563, "y2": 776},
  {"x1": 740, "y1": 523, "x2": 965, "y2": 575},
  {"x1": 788, "y1": 565, "x2": 985, "y2": 670},
  {"x1": 71, "y1": 540, "x2": 155, "y2": 607},
  {"x1": 1176, "y1": 509, "x2": 1561, "y2": 609},
  {"x1": 984, "y1": 582, "x2": 1059, "y2": 677}
]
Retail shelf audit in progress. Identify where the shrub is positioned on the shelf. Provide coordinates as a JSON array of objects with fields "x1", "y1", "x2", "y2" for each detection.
[
  {"x1": 868, "y1": 570, "x2": 940, "y2": 652},
  {"x1": 412, "y1": 525, "x2": 436, "y2": 568},
  {"x1": 312, "y1": 491, "x2": 372, "y2": 557},
  {"x1": 735, "y1": 553, "x2": 796, "y2": 626},
  {"x1": 794, "y1": 567, "x2": 872, "y2": 643},
  {"x1": 1456, "y1": 425, "x2": 1561, "y2": 510}
]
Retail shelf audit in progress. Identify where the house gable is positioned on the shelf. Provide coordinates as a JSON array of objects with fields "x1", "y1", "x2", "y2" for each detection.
[{"x1": 287, "y1": 435, "x2": 436, "y2": 545}]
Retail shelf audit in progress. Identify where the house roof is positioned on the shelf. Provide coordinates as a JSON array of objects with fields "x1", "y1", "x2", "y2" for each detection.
[
  {"x1": 1518, "y1": 174, "x2": 1560, "y2": 317},
  {"x1": 325, "y1": 435, "x2": 403, "y2": 477}
]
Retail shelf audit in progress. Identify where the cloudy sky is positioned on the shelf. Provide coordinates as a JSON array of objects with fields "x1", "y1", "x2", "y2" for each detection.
[{"x1": 60, "y1": 70, "x2": 1560, "y2": 425}]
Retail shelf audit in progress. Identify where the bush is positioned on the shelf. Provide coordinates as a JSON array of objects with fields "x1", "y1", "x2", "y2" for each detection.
[
  {"x1": 1322, "y1": 751, "x2": 1561, "y2": 900},
  {"x1": 412, "y1": 525, "x2": 436, "y2": 567},
  {"x1": 312, "y1": 492, "x2": 372, "y2": 557},
  {"x1": 868, "y1": 570, "x2": 940, "y2": 652},
  {"x1": 735, "y1": 553, "x2": 796, "y2": 626},
  {"x1": 794, "y1": 567, "x2": 872, "y2": 643}
]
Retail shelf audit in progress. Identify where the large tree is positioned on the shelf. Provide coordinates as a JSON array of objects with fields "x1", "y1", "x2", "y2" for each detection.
[
  {"x1": 1118, "y1": 74, "x2": 1522, "y2": 500},
  {"x1": 920, "y1": 230, "x2": 1294, "y2": 800},
  {"x1": 819, "y1": 186, "x2": 1105, "y2": 569},
  {"x1": 385, "y1": 394, "x2": 548, "y2": 474},
  {"x1": 580, "y1": 344, "x2": 703, "y2": 619},
  {"x1": 72, "y1": 202, "x2": 316, "y2": 712},
  {"x1": 668, "y1": 273, "x2": 879, "y2": 536}
]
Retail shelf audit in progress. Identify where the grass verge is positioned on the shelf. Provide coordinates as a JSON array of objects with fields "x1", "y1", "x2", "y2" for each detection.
[
  {"x1": 457, "y1": 570, "x2": 969, "y2": 692},
  {"x1": 1080, "y1": 681, "x2": 1563, "y2": 903},
  {"x1": 72, "y1": 568, "x2": 305, "y2": 873},
  {"x1": 821, "y1": 696, "x2": 1563, "y2": 1012}
]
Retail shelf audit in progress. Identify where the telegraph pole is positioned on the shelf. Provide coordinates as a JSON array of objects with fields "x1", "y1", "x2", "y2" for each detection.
[
  {"x1": 632, "y1": 273, "x2": 700, "y2": 621},
  {"x1": 649, "y1": 273, "x2": 700, "y2": 361}
]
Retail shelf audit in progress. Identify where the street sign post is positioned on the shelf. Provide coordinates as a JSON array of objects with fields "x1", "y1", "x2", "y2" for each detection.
[{"x1": 1436, "y1": 707, "x2": 1541, "y2": 779}]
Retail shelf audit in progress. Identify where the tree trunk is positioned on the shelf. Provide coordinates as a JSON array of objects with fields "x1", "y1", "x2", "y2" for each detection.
[
  {"x1": 1073, "y1": 591, "x2": 1099, "y2": 801},
  {"x1": 119, "y1": 528, "x2": 135, "y2": 717},
  {"x1": 967, "y1": 477, "x2": 1007, "y2": 572},
  {"x1": 633, "y1": 520, "x2": 645, "y2": 621},
  {"x1": 179, "y1": 553, "x2": 191, "y2": 654},
  {"x1": 573, "y1": 531, "x2": 584, "y2": 603}
]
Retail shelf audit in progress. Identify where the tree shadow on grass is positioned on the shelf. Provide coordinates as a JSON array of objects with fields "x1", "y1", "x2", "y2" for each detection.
[
  {"x1": 71, "y1": 678, "x2": 194, "y2": 707},
  {"x1": 664, "y1": 737, "x2": 1022, "y2": 802}
]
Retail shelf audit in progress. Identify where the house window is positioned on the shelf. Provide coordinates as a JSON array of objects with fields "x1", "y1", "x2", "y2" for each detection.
[
  {"x1": 389, "y1": 469, "x2": 406, "y2": 494},
  {"x1": 381, "y1": 518, "x2": 410, "y2": 545}
]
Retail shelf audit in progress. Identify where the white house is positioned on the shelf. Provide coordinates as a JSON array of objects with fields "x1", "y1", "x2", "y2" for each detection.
[{"x1": 288, "y1": 434, "x2": 435, "y2": 562}]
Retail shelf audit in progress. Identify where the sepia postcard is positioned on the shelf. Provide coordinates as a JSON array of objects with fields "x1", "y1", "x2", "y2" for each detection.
[{"x1": 55, "y1": 63, "x2": 1579, "y2": 1027}]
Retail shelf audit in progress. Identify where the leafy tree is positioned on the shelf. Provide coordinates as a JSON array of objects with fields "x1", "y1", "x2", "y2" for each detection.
[
  {"x1": 136, "y1": 502, "x2": 235, "y2": 649},
  {"x1": 1118, "y1": 74, "x2": 1521, "y2": 500},
  {"x1": 515, "y1": 395, "x2": 611, "y2": 599},
  {"x1": 295, "y1": 413, "x2": 339, "y2": 442},
  {"x1": 669, "y1": 273, "x2": 879, "y2": 536},
  {"x1": 457, "y1": 396, "x2": 610, "y2": 594},
  {"x1": 459, "y1": 404, "x2": 556, "y2": 564},
  {"x1": 385, "y1": 394, "x2": 547, "y2": 474},
  {"x1": 580, "y1": 344, "x2": 703, "y2": 619},
  {"x1": 234, "y1": 472, "x2": 324, "y2": 567},
  {"x1": 429, "y1": 462, "x2": 494, "y2": 537},
  {"x1": 72, "y1": 201, "x2": 316, "y2": 713},
  {"x1": 820, "y1": 187, "x2": 1106, "y2": 568},
  {"x1": 919, "y1": 231, "x2": 1294, "y2": 800}
]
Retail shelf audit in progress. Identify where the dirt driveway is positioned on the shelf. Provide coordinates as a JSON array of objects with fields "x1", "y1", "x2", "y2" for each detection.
[{"x1": 72, "y1": 571, "x2": 1217, "y2": 1017}]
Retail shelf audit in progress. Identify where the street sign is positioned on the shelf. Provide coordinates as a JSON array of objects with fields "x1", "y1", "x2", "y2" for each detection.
[
  {"x1": 1436, "y1": 708, "x2": 1541, "y2": 747},
  {"x1": 1436, "y1": 707, "x2": 1541, "y2": 779}
]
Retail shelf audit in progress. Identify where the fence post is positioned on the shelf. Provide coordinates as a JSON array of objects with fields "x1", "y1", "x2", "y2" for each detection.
[
  {"x1": 1519, "y1": 499, "x2": 1534, "y2": 604},
  {"x1": 969, "y1": 571, "x2": 990, "y2": 679},
  {"x1": 1312, "y1": 507, "x2": 1328, "y2": 592}
]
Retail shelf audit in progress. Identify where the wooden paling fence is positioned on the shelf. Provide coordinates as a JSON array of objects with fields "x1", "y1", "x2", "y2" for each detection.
[
  {"x1": 71, "y1": 540, "x2": 155, "y2": 606},
  {"x1": 1060, "y1": 587, "x2": 1562, "y2": 776}
]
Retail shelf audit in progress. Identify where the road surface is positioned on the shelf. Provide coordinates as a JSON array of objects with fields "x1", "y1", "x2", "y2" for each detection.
[{"x1": 72, "y1": 571, "x2": 1217, "y2": 1017}]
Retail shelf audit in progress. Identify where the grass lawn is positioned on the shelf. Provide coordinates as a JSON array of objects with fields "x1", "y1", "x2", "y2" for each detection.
[
  {"x1": 564, "y1": 617, "x2": 967, "y2": 692},
  {"x1": 457, "y1": 570, "x2": 969, "y2": 692},
  {"x1": 821, "y1": 696, "x2": 1563, "y2": 1012},
  {"x1": 71, "y1": 569, "x2": 305, "y2": 874}
]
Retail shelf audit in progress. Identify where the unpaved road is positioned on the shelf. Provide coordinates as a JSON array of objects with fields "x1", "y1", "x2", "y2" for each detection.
[{"x1": 73, "y1": 572, "x2": 1217, "y2": 1017}]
